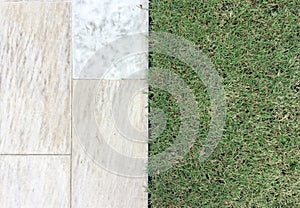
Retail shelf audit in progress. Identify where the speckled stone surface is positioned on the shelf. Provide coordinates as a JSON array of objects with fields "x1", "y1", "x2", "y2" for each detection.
[
  {"x1": 0, "y1": 2, "x2": 71, "y2": 154},
  {"x1": 72, "y1": 0, "x2": 148, "y2": 79},
  {"x1": 0, "y1": 156, "x2": 70, "y2": 208}
]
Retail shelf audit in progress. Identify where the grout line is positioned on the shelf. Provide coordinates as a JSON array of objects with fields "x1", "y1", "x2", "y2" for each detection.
[
  {"x1": 70, "y1": 58, "x2": 73, "y2": 205},
  {"x1": 72, "y1": 78, "x2": 148, "y2": 81},
  {"x1": 70, "y1": 3, "x2": 73, "y2": 208},
  {"x1": 70, "y1": 153, "x2": 72, "y2": 208}
]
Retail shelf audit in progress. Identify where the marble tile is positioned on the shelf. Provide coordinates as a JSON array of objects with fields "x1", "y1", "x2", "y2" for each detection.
[
  {"x1": 0, "y1": 3, "x2": 71, "y2": 154},
  {"x1": 0, "y1": 155, "x2": 70, "y2": 208},
  {"x1": 72, "y1": 0, "x2": 148, "y2": 79},
  {"x1": 72, "y1": 80, "x2": 148, "y2": 207}
]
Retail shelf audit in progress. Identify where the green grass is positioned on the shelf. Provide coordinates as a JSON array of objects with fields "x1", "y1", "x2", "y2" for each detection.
[{"x1": 148, "y1": 0, "x2": 299, "y2": 207}]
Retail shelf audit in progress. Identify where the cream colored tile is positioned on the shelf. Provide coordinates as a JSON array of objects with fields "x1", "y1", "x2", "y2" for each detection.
[
  {"x1": 0, "y1": 155, "x2": 70, "y2": 208},
  {"x1": 72, "y1": 80, "x2": 148, "y2": 208},
  {"x1": 0, "y1": 2, "x2": 71, "y2": 154}
]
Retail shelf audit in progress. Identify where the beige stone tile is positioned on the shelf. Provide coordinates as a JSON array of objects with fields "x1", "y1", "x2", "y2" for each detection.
[
  {"x1": 0, "y1": 155, "x2": 70, "y2": 208},
  {"x1": 0, "y1": 2, "x2": 71, "y2": 154},
  {"x1": 72, "y1": 80, "x2": 148, "y2": 208}
]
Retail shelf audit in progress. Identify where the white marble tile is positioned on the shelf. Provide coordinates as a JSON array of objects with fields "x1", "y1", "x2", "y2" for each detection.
[
  {"x1": 0, "y1": 2, "x2": 71, "y2": 154},
  {"x1": 72, "y1": 0, "x2": 148, "y2": 79},
  {"x1": 0, "y1": 155, "x2": 70, "y2": 208},
  {"x1": 72, "y1": 80, "x2": 148, "y2": 208}
]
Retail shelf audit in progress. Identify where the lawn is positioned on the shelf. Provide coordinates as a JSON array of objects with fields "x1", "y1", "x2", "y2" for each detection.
[{"x1": 148, "y1": 0, "x2": 299, "y2": 207}]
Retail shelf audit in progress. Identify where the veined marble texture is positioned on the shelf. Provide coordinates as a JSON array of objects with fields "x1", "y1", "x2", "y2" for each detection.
[
  {"x1": 0, "y1": 2, "x2": 71, "y2": 154},
  {"x1": 72, "y1": 80, "x2": 148, "y2": 207},
  {"x1": 72, "y1": 0, "x2": 149, "y2": 79},
  {"x1": 0, "y1": 156, "x2": 70, "y2": 208}
]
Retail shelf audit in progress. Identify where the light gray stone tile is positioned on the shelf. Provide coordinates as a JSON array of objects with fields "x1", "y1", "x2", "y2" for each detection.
[
  {"x1": 0, "y1": 3, "x2": 71, "y2": 154},
  {"x1": 72, "y1": 80, "x2": 148, "y2": 208},
  {"x1": 72, "y1": 0, "x2": 149, "y2": 79},
  {"x1": 0, "y1": 155, "x2": 70, "y2": 208}
]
